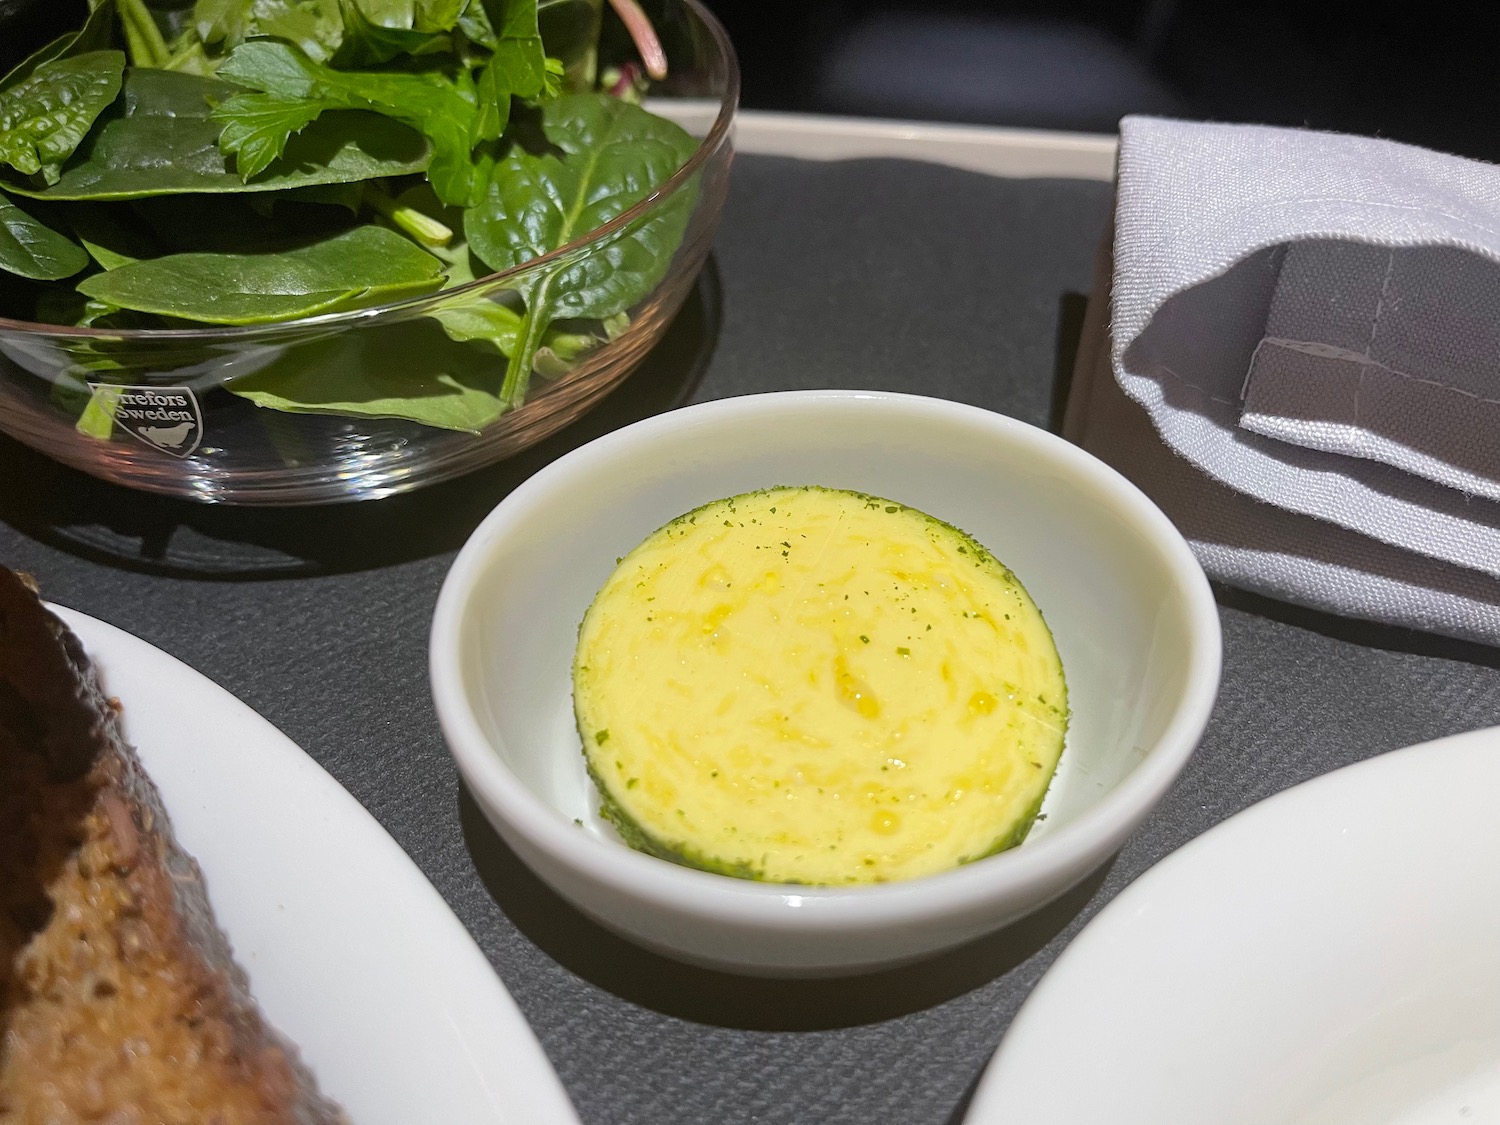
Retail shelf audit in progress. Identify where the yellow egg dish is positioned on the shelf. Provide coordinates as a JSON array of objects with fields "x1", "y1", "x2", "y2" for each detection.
[{"x1": 573, "y1": 486, "x2": 1067, "y2": 885}]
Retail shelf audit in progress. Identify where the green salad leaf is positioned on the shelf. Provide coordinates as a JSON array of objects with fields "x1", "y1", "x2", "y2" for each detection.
[
  {"x1": 216, "y1": 39, "x2": 492, "y2": 205},
  {"x1": 416, "y1": 0, "x2": 469, "y2": 31},
  {"x1": 464, "y1": 92, "x2": 696, "y2": 407},
  {"x1": 228, "y1": 315, "x2": 511, "y2": 431},
  {"x1": 76, "y1": 224, "x2": 445, "y2": 323},
  {"x1": 428, "y1": 297, "x2": 521, "y2": 347},
  {"x1": 471, "y1": 0, "x2": 547, "y2": 142},
  {"x1": 332, "y1": 0, "x2": 453, "y2": 66},
  {"x1": 0, "y1": 51, "x2": 127, "y2": 184},
  {"x1": 3, "y1": 69, "x2": 429, "y2": 200},
  {"x1": 229, "y1": 304, "x2": 606, "y2": 429},
  {"x1": 213, "y1": 94, "x2": 329, "y2": 180},
  {"x1": 0, "y1": 189, "x2": 90, "y2": 280},
  {"x1": 192, "y1": 0, "x2": 346, "y2": 62}
]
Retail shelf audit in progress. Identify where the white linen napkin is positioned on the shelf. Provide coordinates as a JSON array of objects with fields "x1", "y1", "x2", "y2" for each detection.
[{"x1": 1066, "y1": 116, "x2": 1500, "y2": 644}]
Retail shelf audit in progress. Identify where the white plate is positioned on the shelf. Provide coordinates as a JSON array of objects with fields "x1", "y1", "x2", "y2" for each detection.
[
  {"x1": 54, "y1": 606, "x2": 580, "y2": 1125},
  {"x1": 970, "y1": 726, "x2": 1500, "y2": 1125}
]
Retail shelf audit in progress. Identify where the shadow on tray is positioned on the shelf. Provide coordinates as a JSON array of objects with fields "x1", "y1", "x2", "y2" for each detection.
[
  {"x1": 0, "y1": 265, "x2": 722, "y2": 580},
  {"x1": 458, "y1": 783, "x2": 1112, "y2": 1032}
]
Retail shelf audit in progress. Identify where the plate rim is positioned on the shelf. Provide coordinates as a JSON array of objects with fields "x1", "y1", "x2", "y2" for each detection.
[
  {"x1": 51, "y1": 603, "x2": 582, "y2": 1125},
  {"x1": 969, "y1": 722, "x2": 1500, "y2": 1122}
]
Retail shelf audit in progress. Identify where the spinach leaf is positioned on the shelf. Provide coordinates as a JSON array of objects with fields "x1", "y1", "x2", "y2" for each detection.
[
  {"x1": 429, "y1": 298, "x2": 520, "y2": 347},
  {"x1": 228, "y1": 316, "x2": 511, "y2": 431},
  {"x1": 0, "y1": 52, "x2": 126, "y2": 184},
  {"x1": 3, "y1": 68, "x2": 428, "y2": 200},
  {"x1": 0, "y1": 188, "x2": 90, "y2": 280},
  {"x1": 229, "y1": 306, "x2": 601, "y2": 429},
  {"x1": 463, "y1": 92, "x2": 695, "y2": 407},
  {"x1": 76, "y1": 224, "x2": 445, "y2": 324},
  {"x1": 216, "y1": 40, "x2": 487, "y2": 205}
]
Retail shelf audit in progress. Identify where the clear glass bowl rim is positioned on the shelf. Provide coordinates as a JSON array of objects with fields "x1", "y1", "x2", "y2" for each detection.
[{"x1": 0, "y1": 0, "x2": 740, "y2": 344}]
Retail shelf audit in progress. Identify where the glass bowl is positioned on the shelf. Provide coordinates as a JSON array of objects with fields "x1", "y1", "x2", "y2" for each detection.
[{"x1": 0, "y1": 0, "x2": 736, "y2": 505}]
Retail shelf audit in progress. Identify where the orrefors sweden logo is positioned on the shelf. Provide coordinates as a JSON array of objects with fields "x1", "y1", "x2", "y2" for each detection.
[{"x1": 86, "y1": 385, "x2": 204, "y2": 459}]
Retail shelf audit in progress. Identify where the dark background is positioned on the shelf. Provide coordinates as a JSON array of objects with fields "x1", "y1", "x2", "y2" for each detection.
[
  {"x1": 5, "y1": 0, "x2": 1495, "y2": 159},
  {"x1": 705, "y1": 0, "x2": 1500, "y2": 161}
]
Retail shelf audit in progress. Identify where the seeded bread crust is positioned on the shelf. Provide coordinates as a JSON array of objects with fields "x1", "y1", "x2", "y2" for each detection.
[{"x1": 0, "y1": 568, "x2": 347, "y2": 1124}]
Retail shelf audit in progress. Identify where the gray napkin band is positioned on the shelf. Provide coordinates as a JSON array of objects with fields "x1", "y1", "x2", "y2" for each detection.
[{"x1": 1242, "y1": 241, "x2": 1500, "y2": 502}]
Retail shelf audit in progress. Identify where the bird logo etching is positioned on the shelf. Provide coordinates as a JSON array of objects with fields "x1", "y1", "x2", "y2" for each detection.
[{"x1": 141, "y1": 421, "x2": 194, "y2": 449}]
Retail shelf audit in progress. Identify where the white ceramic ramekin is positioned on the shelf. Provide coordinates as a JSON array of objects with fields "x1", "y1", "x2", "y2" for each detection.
[{"x1": 431, "y1": 390, "x2": 1221, "y2": 976}]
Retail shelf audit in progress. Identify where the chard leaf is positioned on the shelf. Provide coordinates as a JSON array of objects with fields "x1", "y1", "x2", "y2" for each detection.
[
  {"x1": 463, "y1": 93, "x2": 696, "y2": 406},
  {"x1": 212, "y1": 92, "x2": 326, "y2": 179},
  {"x1": 2, "y1": 69, "x2": 428, "y2": 200},
  {"x1": 0, "y1": 51, "x2": 126, "y2": 183},
  {"x1": 218, "y1": 39, "x2": 487, "y2": 205},
  {"x1": 76, "y1": 224, "x2": 444, "y2": 324},
  {"x1": 229, "y1": 316, "x2": 510, "y2": 431},
  {"x1": 0, "y1": 188, "x2": 90, "y2": 280}
]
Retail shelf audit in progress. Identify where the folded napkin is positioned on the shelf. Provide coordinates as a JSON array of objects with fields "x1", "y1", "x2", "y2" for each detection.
[{"x1": 1067, "y1": 116, "x2": 1500, "y2": 645}]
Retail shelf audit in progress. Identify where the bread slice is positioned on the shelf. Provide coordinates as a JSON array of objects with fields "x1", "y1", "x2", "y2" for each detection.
[{"x1": 0, "y1": 567, "x2": 347, "y2": 1124}]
